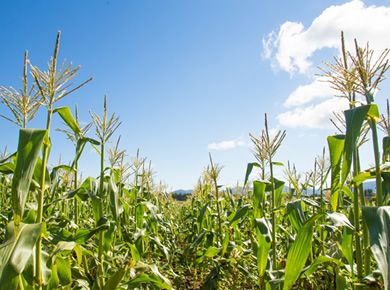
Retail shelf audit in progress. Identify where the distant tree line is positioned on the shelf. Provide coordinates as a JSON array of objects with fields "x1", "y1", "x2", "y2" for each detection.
[{"x1": 172, "y1": 192, "x2": 189, "y2": 201}]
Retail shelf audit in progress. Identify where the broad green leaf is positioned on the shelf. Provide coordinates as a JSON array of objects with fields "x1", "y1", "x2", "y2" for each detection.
[
  {"x1": 352, "y1": 171, "x2": 376, "y2": 186},
  {"x1": 265, "y1": 178, "x2": 285, "y2": 207},
  {"x1": 327, "y1": 134, "x2": 345, "y2": 212},
  {"x1": 342, "y1": 105, "x2": 378, "y2": 185},
  {"x1": 0, "y1": 162, "x2": 15, "y2": 174},
  {"x1": 53, "y1": 106, "x2": 81, "y2": 136},
  {"x1": 56, "y1": 256, "x2": 72, "y2": 287},
  {"x1": 229, "y1": 204, "x2": 250, "y2": 225},
  {"x1": 72, "y1": 218, "x2": 109, "y2": 244},
  {"x1": 255, "y1": 218, "x2": 272, "y2": 278},
  {"x1": 128, "y1": 243, "x2": 140, "y2": 262},
  {"x1": 327, "y1": 212, "x2": 354, "y2": 230},
  {"x1": 129, "y1": 262, "x2": 172, "y2": 289},
  {"x1": 0, "y1": 222, "x2": 42, "y2": 289},
  {"x1": 204, "y1": 246, "x2": 220, "y2": 257},
  {"x1": 253, "y1": 181, "x2": 266, "y2": 217},
  {"x1": 221, "y1": 231, "x2": 230, "y2": 255},
  {"x1": 287, "y1": 200, "x2": 306, "y2": 233},
  {"x1": 197, "y1": 202, "x2": 209, "y2": 233},
  {"x1": 104, "y1": 222, "x2": 116, "y2": 252},
  {"x1": 47, "y1": 263, "x2": 60, "y2": 290},
  {"x1": 48, "y1": 241, "x2": 76, "y2": 267},
  {"x1": 104, "y1": 266, "x2": 127, "y2": 290},
  {"x1": 32, "y1": 156, "x2": 50, "y2": 191},
  {"x1": 12, "y1": 128, "x2": 46, "y2": 234},
  {"x1": 361, "y1": 206, "x2": 390, "y2": 290},
  {"x1": 284, "y1": 213, "x2": 324, "y2": 290},
  {"x1": 136, "y1": 203, "x2": 145, "y2": 229}
]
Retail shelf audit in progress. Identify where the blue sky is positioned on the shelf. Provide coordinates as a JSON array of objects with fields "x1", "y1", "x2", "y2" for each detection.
[{"x1": 1, "y1": 0, "x2": 390, "y2": 190}]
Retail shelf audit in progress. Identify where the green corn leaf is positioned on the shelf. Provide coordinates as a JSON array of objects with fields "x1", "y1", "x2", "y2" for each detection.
[
  {"x1": 185, "y1": 230, "x2": 206, "y2": 255},
  {"x1": 383, "y1": 136, "x2": 390, "y2": 163},
  {"x1": 204, "y1": 246, "x2": 220, "y2": 258},
  {"x1": 341, "y1": 208, "x2": 354, "y2": 270},
  {"x1": 302, "y1": 255, "x2": 341, "y2": 278},
  {"x1": 47, "y1": 263, "x2": 60, "y2": 290},
  {"x1": 327, "y1": 134, "x2": 345, "y2": 212},
  {"x1": 197, "y1": 202, "x2": 210, "y2": 233},
  {"x1": 56, "y1": 256, "x2": 72, "y2": 287},
  {"x1": 221, "y1": 231, "x2": 230, "y2": 255},
  {"x1": 352, "y1": 171, "x2": 376, "y2": 186},
  {"x1": 229, "y1": 204, "x2": 250, "y2": 225},
  {"x1": 284, "y1": 213, "x2": 324, "y2": 290},
  {"x1": 53, "y1": 106, "x2": 81, "y2": 136},
  {"x1": 73, "y1": 136, "x2": 100, "y2": 168},
  {"x1": 0, "y1": 222, "x2": 42, "y2": 289},
  {"x1": 128, "y1": 273, "x2": 171, "y2": 289},
  {"x1": 253, "y1": 181, "x2": 266, "y2": 217},
  {"x1": 244, "y1": 162, "x2": 260, "y2": 188},
  {"x1": 361, "y1": 206, "x2": 390, "y2": 290},
  {"x1": 342, "y1": 105, "x2": 378, "y2": 185},
  {"x1": 287, "y1": 200, "x2": 306, "y2": 233},
  {"x1": 108, "y1": 172, "x2": 122, "y2": 222},
  {"x1": 32, "y1": 156, "x2": 50, "y2": 191},
  {"x1": 104, "y1": 266, "x2": 127, "y2": 290},
  {"x1": 255, "y1": 218, "x2": 272, "y2": 278},
  {"x1": 0, "y1": 162, "x2": 15, "y2": 174},
  {"x1": 129, "y1": 243, "x2": 140, "y2": 262},
  {"x1": 129, "y1": 262, "x2": 172, "y2": 289},
  {"x1": 327, "y1": 212, "x2": 355, "y2": 230},
  {"x1": 48, "y1": 241, "x2": 76, "y2": 267},
  {"x1": 73, "y1": 218, "x2": 109, "y2": 244},
  {"x1": 12, "y1": 128, "x2": 46, "y2": 235},
  {"x1": 202, "y1": 266, "x2": 219, "y2": 290},
  {"x1": 136, "y1": 203, "x2": 145, "y2": 229}
]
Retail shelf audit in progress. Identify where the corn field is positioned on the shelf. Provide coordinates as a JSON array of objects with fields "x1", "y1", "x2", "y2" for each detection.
[{"x1": 1, "y1": 31, "x2": 390, "y2": 290}]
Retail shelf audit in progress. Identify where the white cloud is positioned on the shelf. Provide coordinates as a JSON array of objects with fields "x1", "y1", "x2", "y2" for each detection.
[
  {"x1": 284, "y1": 78, "x2": 337, "y2": 107},
  {"x1": 208, "y1": 138, "x2": 248, "y2": 150},
  {"x1": 277, "y1": 97, "x2": 349, "y2": 129},
  {"x1": 265, "y1": 0, "x2": 390, "y2": 129},
  {"x1": 263, "y1": 0, "x2": 390, "y2": 75}
]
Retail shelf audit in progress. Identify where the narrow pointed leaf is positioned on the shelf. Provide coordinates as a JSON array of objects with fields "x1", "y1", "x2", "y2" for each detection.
[
  {"x1": 284, "y1": 214, "x2": 324, "y2": 290},
  {"x1": 54, "y1": 106, "x2": 81, "y2": 136}
]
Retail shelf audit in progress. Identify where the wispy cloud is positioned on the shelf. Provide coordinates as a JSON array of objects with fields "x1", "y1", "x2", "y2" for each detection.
[
  {"x1": 208, "y1": 138, "x2": 248, "y2": 150},
  {"x1": 263, "y1": 0, "x2": 390, "y2": 129}
]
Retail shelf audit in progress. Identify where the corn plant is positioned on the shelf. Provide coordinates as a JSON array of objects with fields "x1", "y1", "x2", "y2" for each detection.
[{"x1": 0, "y1": 51, "x2": 42, "y2": 128}]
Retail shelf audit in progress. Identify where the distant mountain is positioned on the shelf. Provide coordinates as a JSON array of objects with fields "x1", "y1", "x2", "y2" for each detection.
[{"x1": 173, "y1": 189, "x2": 193, "y2": 195}]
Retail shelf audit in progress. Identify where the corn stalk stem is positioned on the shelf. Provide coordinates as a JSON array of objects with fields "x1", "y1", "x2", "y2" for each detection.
[
  {"x1": 35, "y1": 110, "x2": 52, "y2": 288},
  {"x1": 269, "y1": 159, "x2": 277, "y2": 269},
  {"x1": 353, "y1": 149, "x2": 363, "y2": 280},
  {"x1": 98, "y1": 142, "x2": 105, "y2": 288}
]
